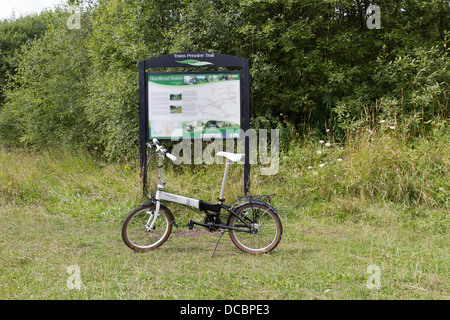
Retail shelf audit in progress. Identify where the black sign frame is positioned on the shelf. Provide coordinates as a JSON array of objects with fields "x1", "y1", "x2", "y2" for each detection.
[{"x1": 139, "y1": 52, "x2": 250, "y2": 196}]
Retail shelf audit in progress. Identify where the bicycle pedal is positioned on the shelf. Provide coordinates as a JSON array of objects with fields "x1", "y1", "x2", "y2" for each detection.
[{"x1": 187, "y1": 220, "x2": 195, "y2": 230}]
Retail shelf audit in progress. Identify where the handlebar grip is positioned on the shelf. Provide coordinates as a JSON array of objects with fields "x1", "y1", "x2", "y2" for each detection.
[{"x1": 166, "y1": 153, "x2": 177, "y2": 162}]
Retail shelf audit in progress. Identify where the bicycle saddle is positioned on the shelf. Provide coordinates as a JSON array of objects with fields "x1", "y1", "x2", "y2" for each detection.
[{"x1": 216, "y1": 151, "x2": 245, "y2": 162}]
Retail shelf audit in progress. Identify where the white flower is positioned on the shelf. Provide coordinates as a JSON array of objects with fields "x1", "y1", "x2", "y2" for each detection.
[
  {"x1": 379, "y1": 120, "x2": 386, "y2": 123},
  {"x1": 319, "y1": 163, "x2": 325, "y2": 167},
  {"x1": 308, "y1": 166, "x2": 313, "y2": 169},
  {"x1": 319, "y1": 140, "x2": 325, "y2": 144},
  {"x1": 337, "y1": 158, "x2": 343, "y2": 161},
  {"x1": 317, "y1": 150, "x2": 322, "y2": 154},
  {"x1": 389, "y1": 126, "x2": 395, "y2": 130},
  {"x1": 325, "y1": 142, "x2": 331, "y2": 147}
]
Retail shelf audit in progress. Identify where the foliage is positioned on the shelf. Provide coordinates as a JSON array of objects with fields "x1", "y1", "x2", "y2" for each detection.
[
  {"x1": 0, "y1": 0, "x2": 448, "y2": 158},
  {"x1": 0, "y1": 6, "x2": 94, "y2": 150},
  {"x1": 0, "y1": 12, "x2": 51, "y2": 104}
]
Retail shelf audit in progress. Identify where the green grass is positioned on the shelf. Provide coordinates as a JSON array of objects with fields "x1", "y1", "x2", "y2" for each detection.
[{"x1": 0, "y1": 127, "x2": 448, "y2": 299}]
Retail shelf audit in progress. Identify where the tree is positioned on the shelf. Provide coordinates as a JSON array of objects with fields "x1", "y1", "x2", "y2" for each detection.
[
  {"x1": 0, "y1": 12, "x2": 50, "y2": 105},
  {"x1": 0, "y1": 0, "x2": 448, "y2": 156}
]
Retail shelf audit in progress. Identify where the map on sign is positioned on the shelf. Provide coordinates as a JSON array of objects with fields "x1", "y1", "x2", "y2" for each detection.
[{"x1": 147, "y1": 73, "x2": 241, "y2": 139}]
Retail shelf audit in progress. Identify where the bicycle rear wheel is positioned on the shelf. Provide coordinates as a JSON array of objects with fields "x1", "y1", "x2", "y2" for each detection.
[
  {"x1": 122, "y1": 203, "x2": 173, "y2": 251},
  {"x1": 228, "y1": 202, "x2": 282, "y2": 254}
]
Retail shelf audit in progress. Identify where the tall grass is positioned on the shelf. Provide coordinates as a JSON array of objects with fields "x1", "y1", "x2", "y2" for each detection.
[
  {"x1": 1, "y1": 123, "x2": 448, "y2": 226},
  {"x1": 0, "y1": 148, "x2": 142, "y2": 218},
  {"x1": 0, "y1": 125, "x2": 448, "y2": 299},
  {"x1": 251, "y1": 122, "x2": 449, "y2": 224}
]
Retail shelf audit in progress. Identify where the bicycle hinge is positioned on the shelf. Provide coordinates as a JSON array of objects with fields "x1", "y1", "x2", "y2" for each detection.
[{"x1": 157, "y1": 183, "x2": 165, "y2": 190}]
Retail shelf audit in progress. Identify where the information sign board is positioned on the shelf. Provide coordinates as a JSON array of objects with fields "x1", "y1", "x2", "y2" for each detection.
[{"x1": 147, "y1": 72, "x2": 241, "y2": 140}]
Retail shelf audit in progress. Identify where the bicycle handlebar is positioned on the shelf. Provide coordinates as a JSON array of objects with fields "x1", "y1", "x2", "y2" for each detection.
[
  {"x1": 148, "y1": 139, "x2": 178, "y2": 163},
  {"x1": 165, "y1": 153, "x2": 177, "y2": 162}
]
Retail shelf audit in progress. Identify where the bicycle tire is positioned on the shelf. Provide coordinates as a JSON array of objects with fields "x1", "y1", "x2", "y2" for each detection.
[
  {"x1": 122, "y1": 203, "x2": 173, "y2": 251},
  {"x1": 228, "y1": 202, "x2": 282, "y2": 254}
]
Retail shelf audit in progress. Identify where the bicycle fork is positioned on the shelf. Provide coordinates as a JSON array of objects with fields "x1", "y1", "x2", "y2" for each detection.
[
  {"x1": 145, "y1": 201, "x2": 161, "y2": 231},
  {"x1": 146, "y1": 154, "x2": 165, "y2": 231}
]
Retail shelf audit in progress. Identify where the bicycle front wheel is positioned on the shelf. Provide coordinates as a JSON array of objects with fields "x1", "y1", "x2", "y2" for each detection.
[
  {"x1": 228, "y1": 202, "x2": 282, "y2": 254},
  {"x1": 122, "y1": 203, "x2": 173, "y2": 251}
]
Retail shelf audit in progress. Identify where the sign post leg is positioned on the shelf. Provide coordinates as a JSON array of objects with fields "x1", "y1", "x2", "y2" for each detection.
[
  {"x1": 139, "y1": 61, "x2": 148, "y2": 197},
  {"x1": 242, "y1": 59, "x2": 250, "y2": 195}
]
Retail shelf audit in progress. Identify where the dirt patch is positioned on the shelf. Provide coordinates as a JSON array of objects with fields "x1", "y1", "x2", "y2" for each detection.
[
  {"x1": 173, "y1": 227, "x2": 213, "y2": 238},
  {"x1": 327, "y1": 232, "x2": 346, "y2": 238}
]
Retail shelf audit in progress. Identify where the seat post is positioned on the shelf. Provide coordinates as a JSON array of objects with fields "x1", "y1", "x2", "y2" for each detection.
[{"x1": 219, "y1": 160, "x2": 232, "y2": 202}]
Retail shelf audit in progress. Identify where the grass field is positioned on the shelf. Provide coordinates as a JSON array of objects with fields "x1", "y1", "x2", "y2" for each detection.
[{"x1": 0, "y1": 127, "x2": 448, "y2": 300}]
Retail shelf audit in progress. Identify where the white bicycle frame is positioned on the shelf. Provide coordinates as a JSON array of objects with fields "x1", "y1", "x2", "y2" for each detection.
[{"x1": 146, "y1": 140, "x2": 243, "y2": 231}]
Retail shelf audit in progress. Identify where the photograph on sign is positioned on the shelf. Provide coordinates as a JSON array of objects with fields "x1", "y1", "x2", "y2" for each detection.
[{"x1": 147, "y1": 72, "x2": 241, "y2": 140}]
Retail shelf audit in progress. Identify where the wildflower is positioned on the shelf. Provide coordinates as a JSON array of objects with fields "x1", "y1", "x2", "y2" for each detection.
[
  {"x1": 325, "y1": 142, "x2": 331, "y2": 147},
  {"x1": 319, "y1": 140, "x2": 325, "y2": 144},
  {"x1": 379, "y1": 120, "x2": 385, "y2": 123},
  {"x1": 389, "y1": 126, "x2": 395, "y2": 130},
  {"x1": 337, "y1": 158, "x2": 343, "y2": 161},
  {"x1": 316, "y1": 150, "x2": 322, "y2": 154},
  {"x1": 319, "y1": 163, "x2": 325, "y2": 167},
  {"x1": 308, "y1": 166, "x2": 313, "y2": 169},
  {"x1": 124, "y1": 165, "x2": 130, "y2": 170}
]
